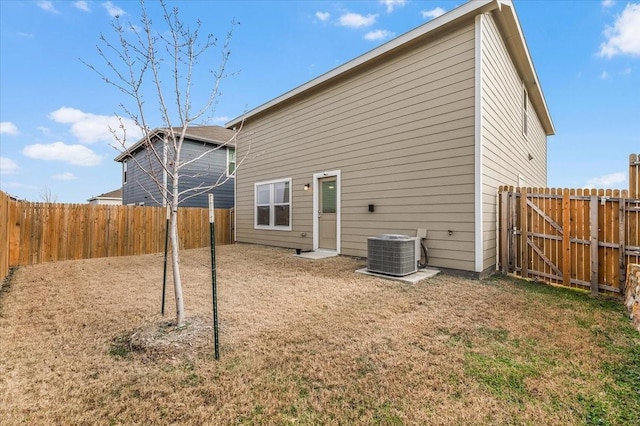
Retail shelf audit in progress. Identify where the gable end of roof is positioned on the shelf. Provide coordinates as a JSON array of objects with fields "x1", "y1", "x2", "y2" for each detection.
[
  {"x1": 114, "y1": 125, "x2": 236, "y2": 162},
  {"x1": 225, "y1": 0, "x2": 554, "y2": 136}
]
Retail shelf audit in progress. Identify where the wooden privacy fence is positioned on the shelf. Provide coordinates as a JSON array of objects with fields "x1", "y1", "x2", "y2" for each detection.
[
  {"x1": 499, "y1": 187, "x2": 640, "y2": 296},
  {"x1": 0, "y1": 191, "x2": 233, "y2": 282},
  {"x1": 499, "y1": 154, "x2": 640, "y2": 296}
]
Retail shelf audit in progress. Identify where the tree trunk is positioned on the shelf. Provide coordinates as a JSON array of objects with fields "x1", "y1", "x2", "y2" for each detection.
[{"x1": 170, "y1": 176, "x2": 185, "y2": 326}]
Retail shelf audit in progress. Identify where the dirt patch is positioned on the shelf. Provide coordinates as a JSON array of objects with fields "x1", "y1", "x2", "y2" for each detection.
[
  {"x1": 0, "y1": 243, "x2": 637, "y2": 425},
  {"x1": 110, "y1": 316, "x2": 214, "y2": 360}
]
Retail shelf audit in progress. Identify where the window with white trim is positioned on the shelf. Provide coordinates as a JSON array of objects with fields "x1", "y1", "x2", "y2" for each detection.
[
  {"x1": 255, "y1": 178, "x2": 291, "y2": 230},
  {"x1": 227, "y1": 147, "x2": 236, "y2": 177},
  {"x1": 123, "y1": 160, "x2": 128, "y2": 184}
]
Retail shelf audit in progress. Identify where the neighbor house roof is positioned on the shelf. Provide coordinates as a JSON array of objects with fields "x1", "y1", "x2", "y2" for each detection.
[
  {"x1": 226, "y1": 0, "x2": 554, "y2": 136},
  {"x1": 87, "y1": 188, "x2": 122, "y2": 202},
  {"x1": 114, "y1": 125, "x2": 237, "y2": 162}
]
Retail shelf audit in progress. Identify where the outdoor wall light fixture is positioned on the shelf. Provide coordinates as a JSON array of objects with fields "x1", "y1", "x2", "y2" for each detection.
[
  {"x1": 304, "y1": 183, "x2": 311, "y2": 191},
  {"x1": 528, "y1": 153, "x2": 534, "y2": 161}
]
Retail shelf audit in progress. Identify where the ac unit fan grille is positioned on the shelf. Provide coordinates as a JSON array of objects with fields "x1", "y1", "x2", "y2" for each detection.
[{"x1": 367, "y1": 234, "x2": 417, "y2": 276}]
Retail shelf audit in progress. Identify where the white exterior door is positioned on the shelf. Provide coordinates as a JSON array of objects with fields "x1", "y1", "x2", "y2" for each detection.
[
  {"x1": 318, "y1": 177, "x2": 337, "y2": 250},
  {"x1": 313, "y1": 170, "x2": 341, "y2": 253}
]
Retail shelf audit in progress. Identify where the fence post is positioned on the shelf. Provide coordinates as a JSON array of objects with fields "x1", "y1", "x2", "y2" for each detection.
[
  {"x1": 619, "y1": 197, "x2": 627, "y2": 291},
  {"x1": 562, "y1": 190, "x2": 571, "y2": 286},
  {"x1": 590, "y1": 195, "x2": 599, "y2": 296},
  {"x1": 519, "y1": 187, "x2": 528, "y2": 278},
  {"x1": 209, "y1": 194, "x2": 220, "y2": 360},
  {"x1": 500, "y1": 189, "x2": 509, "y2": 273},
  {"x1": 630, "y1": 154, "x2": 639, "y2": 198}
]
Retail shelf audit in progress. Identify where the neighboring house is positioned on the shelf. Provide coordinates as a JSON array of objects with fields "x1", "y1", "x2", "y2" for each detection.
[
  {"x1": 114, "y1": 126, "x2": 236, "y2": 208},
  {"x1": 226, "y1": 0, "x2": 555, "y2": 277},
  {"x1": 87, "y1": 188, "x2": 122, "y2": 205}
]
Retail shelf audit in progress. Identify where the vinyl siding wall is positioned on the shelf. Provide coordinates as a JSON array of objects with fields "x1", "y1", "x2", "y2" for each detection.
[
  {"x1": 122, "y1": 139, "x2": 164, "y2": 206},
  {"x1": 236, "y1": 22, "x2": 478, "y2": 271},
  {"x1": 122, "y1": 139, "x2": 234, "y2": 208},
  {"x1": 479, "y1": 13, "x2": 547, "y2": 271},
  {"x1": 176, "y1": 142, "x2": 234, "y2": 209}
]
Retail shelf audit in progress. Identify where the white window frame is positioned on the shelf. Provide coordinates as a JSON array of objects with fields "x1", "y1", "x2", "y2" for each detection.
[
  {"x1": 254, "y1": 177, "x2": 292, "y2": 231},
  {"x1": 226, "y1": 147, "x2": 236, "y2": 177},
  {"x1": 123, "y1": 160, "x2": 128, "y2": 185}
]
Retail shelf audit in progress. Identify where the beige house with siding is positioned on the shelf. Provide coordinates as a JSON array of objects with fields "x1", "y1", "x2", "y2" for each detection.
[{"x1": 226, "y1": 0, "x2": 554, "y2": 277}]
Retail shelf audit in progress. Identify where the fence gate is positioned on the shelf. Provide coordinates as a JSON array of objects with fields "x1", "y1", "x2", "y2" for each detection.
[{"x1": 499, "y1": 187, "x2": 640, "y2": 296}]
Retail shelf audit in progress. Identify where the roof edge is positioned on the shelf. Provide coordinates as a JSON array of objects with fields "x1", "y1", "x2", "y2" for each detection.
[
  {"x1": 225, "y1": 0, "x2": 499, "y2": 128},
  {"x1": 114, "y1": 127, "x2": 235, "y2": 162},
  {"x1": 114, "y1": 129, "x2": 162, "y2": 162},
  {"x1": 495, "y1": 1, "x2": 555, "y2": 135}
]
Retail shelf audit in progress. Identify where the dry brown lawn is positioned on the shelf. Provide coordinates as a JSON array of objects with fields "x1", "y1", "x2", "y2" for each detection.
[{"x1": 0, "y1": 244, "x2": 638, "y2": 425}]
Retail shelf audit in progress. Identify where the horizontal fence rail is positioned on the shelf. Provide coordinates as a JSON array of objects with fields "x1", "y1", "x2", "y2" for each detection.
[
  {"x1": 0, "y1": 191, "x2": 233, "y2": 282},
  {"x1": 0, "y1": 192, "x2": 9, "y2": 282},
  {"x1": 499, "y1": 186, "x2": 640, "y2": 296}
]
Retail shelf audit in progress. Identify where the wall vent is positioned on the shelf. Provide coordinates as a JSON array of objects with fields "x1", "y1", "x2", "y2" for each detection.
[{"x1": 367, "y1": 234, "x2": 418, "y2": 276}]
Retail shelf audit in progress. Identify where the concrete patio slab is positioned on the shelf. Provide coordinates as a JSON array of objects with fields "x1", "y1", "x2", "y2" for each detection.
[
  {"x1": 355, "y1": 267, "x2": 440, "y2": 284},
  {"x1": 293, "y1": 250, "x2": 339, "y2": 260}
]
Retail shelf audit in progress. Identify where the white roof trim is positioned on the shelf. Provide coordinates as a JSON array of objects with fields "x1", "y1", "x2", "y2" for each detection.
[
  {"x1": 226, "y1": 0, "x2": 498, "y2": 128},
  {"x1": 498, "y1": 1, "x2": 555, "y2": 134},
  {"x1": 226, "y1": 0, "x2": 554, "y2": 135},
  {"x1": 114, "y1": 129, "x2": 234, "y2": 162}
]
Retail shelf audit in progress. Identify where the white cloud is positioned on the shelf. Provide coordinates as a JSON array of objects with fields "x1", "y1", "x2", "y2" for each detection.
[
  {"x1": 380, "y1": 0, "x2": 405, "y2": 13},
  {"x1": 338, "y1": 12, "x2": 377, "y2": 28},
  {"x1": 621, "y1": 67, "x2": 632, "y2": 75},
  {"x1": 211, "y1": 116, "x2": 230, "y2": 124},
  {"x1": 102, "y1": 1, "x2": 125, "y2": 17},
  {"x1": 600, "y1": 71, "x2": 609, "y2": 79},
  {"x1": 364, "y1": 29, "x2": 395, "y2": 41},
  {"x1": 315, "y1": 11, "x2": 330, "y2": 22},
  {"x1": 602, "y1": 0, "x2": 615, "y2": 7},
  {"x1": 2, "y1": 182, "x2": 39, "y2": 191},
  {"x1": 37, "y1": 1, "x2": 59, "y2": 14},
  {"x1": 1, "y1": 157, "x2": 19, "y2": 174},
  {"x1": 74, "y1": 1, "x2": 90, "y2": 12},
  {"x1": 421, "y1": 7, "x2": 446, "y2": 20},
  {"x1": 586, "y1": 172, "x2": 626, "y2": 188},
  {"x1": 37, "y1": 126, "x2": 51, "y2": 135},
  {"x1": 23, "y1": 142, "x2": 103, "y2": 166},
  {"x1": 0, "y1": 121, "x2": 19, "y2": 135},
  {"x1": 599, "y1": 3, "x2": 640, "y2": 58},
  {"x1": 48, "y1": 107, "x2": 142, "y2": 144},
  {"x1": 17, "y1": 32, "x2": 34, "y2": 38},
  {"x1": 50, "y1": 107, "x2": 86, "y2": 123},
  {"x1": 53, "y1": 172, "x2": 77, "y2": 180}
]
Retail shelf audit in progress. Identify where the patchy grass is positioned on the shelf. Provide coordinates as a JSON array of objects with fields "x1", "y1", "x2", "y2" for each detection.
[{"x1": 0, "y1": 244, "x2": 638, "y2": 425}]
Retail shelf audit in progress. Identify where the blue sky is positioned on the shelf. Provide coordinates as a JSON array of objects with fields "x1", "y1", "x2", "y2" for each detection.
[{"x1": 0, "y1": 0, "x2": 638, "y2": 203}]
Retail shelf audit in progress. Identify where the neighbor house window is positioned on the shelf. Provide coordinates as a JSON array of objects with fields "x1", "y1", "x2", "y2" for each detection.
[
  {"x1": 227, "y1": 147, "x2": 236, "y2": 176},
  {"x1": 255, "y1": 178, "x2": 291, "y2": 230},
  {"x1": 522, "y1": 86, "x2": 528, "y2": 137},
  {"x1": 123, "y1": 160, "x2": 128, "y2": 184}
]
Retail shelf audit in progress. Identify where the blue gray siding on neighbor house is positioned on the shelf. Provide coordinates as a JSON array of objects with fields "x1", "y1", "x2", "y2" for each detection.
[
  {"x1": 122, "y1": 139, "x2": 164, "y2": 206},
  {"x1": 122, "y1": 138, "x2": 234, "y2": 209}
]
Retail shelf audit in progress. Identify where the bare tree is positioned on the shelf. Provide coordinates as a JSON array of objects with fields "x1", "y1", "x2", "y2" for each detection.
[
  {"x1": 39, "y1": 186, "x2": 58, "y2": 203},
  {"x1": 86, "y1": 0, "x2": 244, "y2": 327}
]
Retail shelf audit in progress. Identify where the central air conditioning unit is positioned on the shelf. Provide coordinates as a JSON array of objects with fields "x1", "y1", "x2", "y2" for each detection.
[{"x1": 367, "y1": 234, "x2": 420, "y2": 276}]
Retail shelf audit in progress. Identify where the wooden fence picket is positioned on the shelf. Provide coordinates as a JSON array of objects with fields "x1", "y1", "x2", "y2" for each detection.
[{"x1": 0, "y1": 192, "x2": 233, "y2": 282}]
